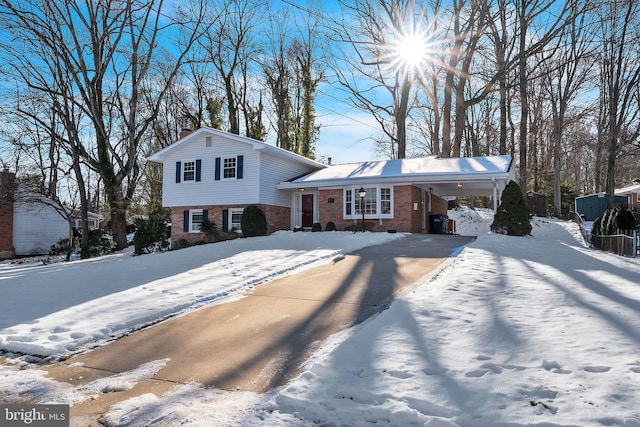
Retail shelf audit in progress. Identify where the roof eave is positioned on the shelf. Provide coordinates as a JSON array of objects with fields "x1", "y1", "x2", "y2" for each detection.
[{"x1": 278, "y1": 171, "x2": 513, "y2": 190}]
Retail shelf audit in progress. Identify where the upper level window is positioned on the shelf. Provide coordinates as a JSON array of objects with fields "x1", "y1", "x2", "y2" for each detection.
[
  {"x1": 176, "y1": 160, "x2": 201, "y2": 183},
  {"x1": 183, "y1": 161, "x2": 196, "y2": 181},
  {"x1": 223, "y1": 157, "x2": 236, "y2": 179},
  {"x1": 344, "y1": 186, "x2": 393, "y2": 219},
  {"x1": 215, "y1": 155, "x2": 243, "y2": 181}
]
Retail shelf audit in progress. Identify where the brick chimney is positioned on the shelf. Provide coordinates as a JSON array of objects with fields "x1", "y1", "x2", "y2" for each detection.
[
  {"x1": 179, "y1": 128, "x2": 193, "y2": 139},
  {"x1": 0, "y1": 168, "x2": 16, "y2": 260}
]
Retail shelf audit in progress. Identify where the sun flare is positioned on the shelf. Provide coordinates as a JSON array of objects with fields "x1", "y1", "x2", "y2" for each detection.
[{"x1": 392, "y1": 30, "x2": 432, "y2": 73}]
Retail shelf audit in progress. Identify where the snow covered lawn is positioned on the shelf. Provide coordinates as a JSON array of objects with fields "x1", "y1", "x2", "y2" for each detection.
[
  {"x1": 0, "y1": 231, "x2": 403, "y2": 357},
  {"x1": 1, "y1": 208, "x2": 640, "y2": 426}
]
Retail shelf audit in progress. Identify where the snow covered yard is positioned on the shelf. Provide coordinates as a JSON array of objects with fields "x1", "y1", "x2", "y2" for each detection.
[
  {"x1": 0, "y1": 230, "x2": 403, "y2": 358},
  {"x1": 2, "y1": 208, "x2": 640, "y2": 426}
]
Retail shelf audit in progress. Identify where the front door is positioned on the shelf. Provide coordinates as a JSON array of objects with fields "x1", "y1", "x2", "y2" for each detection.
[{"x1": 302, "y1": 194, "x2": 314, "y2": 228}]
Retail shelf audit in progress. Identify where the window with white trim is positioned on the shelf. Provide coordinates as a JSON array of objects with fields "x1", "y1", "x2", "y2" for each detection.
[
  {"x1": 190, "y1": 209, "x2": 203, "y2": 232},
  {"x1": 381, "y1": 187, "x2": 391, "y2": 214},
  {"x1": 183, "y1": 160, "x2": 196, "y2": 182},
  {"x1": 344, "y1": 186, "x2": 393, "y2": 219},
  {"x1": 229, "y1": 208, "x2": 244, "y2": 232},
  {"x1": 223, "y1": 157, "x2": 236, "y2": 179}
]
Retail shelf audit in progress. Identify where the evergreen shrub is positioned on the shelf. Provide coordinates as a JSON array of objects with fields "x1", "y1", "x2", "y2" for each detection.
[
  {"x1": 241, "y1": 205, "x2": 268, "y2": 237},
  {"x1": 86, "y1": 229, "x2": 117, "y2": 257},
  {"x1": 133, "y1": 215, "x2": 170, "y2": 255},
  {"x1": 490, "y1": 180, "x2": 532, "y2": 236},
  {"x1": 325, "y1": 221, "x2": 336, "y2": 231},
  {"x1": 312, "y1": 222, "x2": 322, "y2": 232}
]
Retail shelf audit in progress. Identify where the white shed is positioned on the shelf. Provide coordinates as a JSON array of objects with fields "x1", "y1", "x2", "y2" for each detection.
[{"x1": 12, "y1": 191, "x2": 69, "y2": 256}]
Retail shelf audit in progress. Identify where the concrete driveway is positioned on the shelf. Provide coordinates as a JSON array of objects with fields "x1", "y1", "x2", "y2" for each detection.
[{"x1": 43, "y1": 233, "x2": 474, "y2": 423}]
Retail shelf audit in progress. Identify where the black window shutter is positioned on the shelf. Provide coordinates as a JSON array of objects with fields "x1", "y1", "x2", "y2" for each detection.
[
  {"x1": 222, "y1": 209, "x2": 229, "y2": 232},
  {"x1": 237, "y1": 155, "x2": 243, "y2": 179},
  {"x1": 176, "y1": 161, "x2": 181, "y2": 183},
  {"x1": 183, "y1": 210, "x2": 189, "y2": 232},
  {"x1": 215, "y1": 157, "x2": 221, "y2": 180},
  {"x1": 195, "y1": 159, "x2": 202, "y2": 182},
  {"x1": 203, "y1": 209, "x2": 208, "y2": 222}
]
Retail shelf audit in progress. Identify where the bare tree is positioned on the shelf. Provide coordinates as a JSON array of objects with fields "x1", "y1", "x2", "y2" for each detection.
[
  {"x1": 331, "y1": 0, "x2": 431, "y2": 159},
  {"x1": 292, "y1": 12, "x2": 325, "y2": 159},
  {"x1": 263, "y1": 15, "x2": 295, "y2": 150},
  {"x1": 542, "y1": 5, "x2": 595, "y2": 217},
  {"x1": 201, "y1": 0, "x2": 265, "y2": 136},
  {"x1": 597, "y1": 0, "x2": 640, "y2": 208},
  {"x1": 0, "y1": 0, "x2": 208, "y2": 250}
]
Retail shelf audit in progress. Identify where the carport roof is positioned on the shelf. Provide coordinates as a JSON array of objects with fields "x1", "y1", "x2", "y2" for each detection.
[{"x1": 277, "y1": 155, "x2": 515, "y2": 197}]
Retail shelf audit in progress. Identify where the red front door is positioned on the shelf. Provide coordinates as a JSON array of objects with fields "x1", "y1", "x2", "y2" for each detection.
[{"x1": 302, "y1": 194, "x2": 314, "y2": 228}]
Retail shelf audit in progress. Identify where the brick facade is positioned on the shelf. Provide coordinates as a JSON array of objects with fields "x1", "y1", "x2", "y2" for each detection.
[
  {"x1": 170, "y1": 204, "x2": 290, "y2": 244},
  {"x1": 0, "y1": 169, "x2": 16, "y2": 260},
  {"x1": 317, "y1": 185, "x2": 447, "y2": 233},
  {"x1": 170, "y1": 186, "x2": 449, "y2": 241}
]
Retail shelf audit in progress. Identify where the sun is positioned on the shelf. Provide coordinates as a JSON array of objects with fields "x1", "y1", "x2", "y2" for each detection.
[{"x1": 391, "y1": 29, "x2": 433, "y2": 74}]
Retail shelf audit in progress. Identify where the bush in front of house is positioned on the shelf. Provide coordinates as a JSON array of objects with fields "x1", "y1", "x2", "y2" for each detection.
[
  {"x1": 241, "y1": 205, "x2": 268, "y2": 237},
  {"x1": 200, "y1": 218, "x2": 220, "y2": 242},
  {"x1": 325, "y1": 221, "x2": 336, "y2": 231},
  {"x1": 133, "y1": 215, "x2": 170, "y2": 255},
  {"x1": 86, "y1": 229, "x2": 117, "y2": 257},
  {"x1": 490, "y1": 180, "x2": 532, "y2": 236},
  {"x1": 50, "y1": 237, "x2": 76, "y2": 256},
  {"x1": 312, "y1": 222, "x2": 322, "y2": 232},
  {"x1": 345, "y1": 222, "x2": 375, "y2": 232}
]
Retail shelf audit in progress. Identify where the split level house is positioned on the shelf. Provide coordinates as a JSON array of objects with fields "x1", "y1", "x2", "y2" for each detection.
[{"x1": 147, "y1": 128, "x2": 515, "y2": 243}]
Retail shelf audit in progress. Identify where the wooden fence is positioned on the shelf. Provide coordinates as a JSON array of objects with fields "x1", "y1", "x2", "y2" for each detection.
[
  {"x1": 571, "y1": 211, "x2": 639, "y2": 257},
  {"x1": 591, "y1": 230, "x2": 639, "y2": 257}
]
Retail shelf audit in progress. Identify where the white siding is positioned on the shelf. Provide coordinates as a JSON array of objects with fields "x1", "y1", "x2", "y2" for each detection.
[
  {"x1": 258, "y1": 152, "x2": 314, "y2": 207},
  {"x1": 159, "y1": 131, "x2": 320, "y2": 209},
  {"x1": 13, "y1": 201, "x2": 68, "y2": 256},
  {"x1": 162, "y1": 133, "x2": 259, "y2": 207}
]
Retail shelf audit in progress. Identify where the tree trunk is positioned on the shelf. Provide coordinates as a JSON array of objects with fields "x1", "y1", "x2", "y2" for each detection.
[{"x1": 518, "y1": 2, "x2": 528, "y2": 193}]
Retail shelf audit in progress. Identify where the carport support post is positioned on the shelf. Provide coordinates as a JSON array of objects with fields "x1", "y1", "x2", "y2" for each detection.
[{"x1": 493, "y1": 180, "x2": 498, "y2": 213}]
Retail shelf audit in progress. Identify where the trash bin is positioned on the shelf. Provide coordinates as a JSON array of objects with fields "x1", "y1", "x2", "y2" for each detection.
[{"x1": 429, "y1": 214, "x2": 447, "y2": 234}]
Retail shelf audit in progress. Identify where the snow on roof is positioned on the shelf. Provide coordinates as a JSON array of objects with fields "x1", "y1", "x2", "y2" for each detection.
[
  {"x1": 281, "y1": 155, "x2": 513, "y2": 187},
  {"x1": 147, "y1": 127, "x2": 324, "y2": 169},
  {"x1": 615, "y1": 183, "x2": 640, "y2": 194}
]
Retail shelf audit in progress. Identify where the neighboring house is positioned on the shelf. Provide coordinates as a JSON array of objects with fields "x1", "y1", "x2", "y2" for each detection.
[
  {"x1": 615, "y1": 181, "x2": 640, "y2": 213},
  {"x1": 71, "y1": 209, "x2": 104, "y2": 230},
  {"x1": 148, "y1": 128, "x2": 515, "y2": 240},
  {"x1": 0, "y1": 168, "x2": 103, "y2": 259}
]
